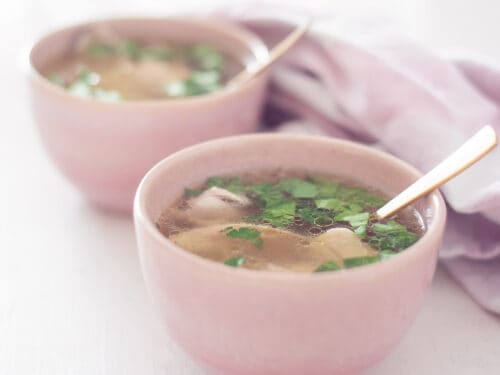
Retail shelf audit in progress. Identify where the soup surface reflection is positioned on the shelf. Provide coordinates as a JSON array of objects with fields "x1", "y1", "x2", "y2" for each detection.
[{"x1": 157, "y1": 171, "x2": 424, "y2": 273}]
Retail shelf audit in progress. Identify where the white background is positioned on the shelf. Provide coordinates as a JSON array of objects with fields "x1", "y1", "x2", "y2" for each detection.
[{"x1": 2, "y1": 1, "x2": 500, "y2": 374}]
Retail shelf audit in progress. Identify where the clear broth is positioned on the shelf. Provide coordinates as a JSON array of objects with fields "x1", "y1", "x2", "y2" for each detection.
[
  {"x1": 157, "y1": 170, "x2": 424, "y2": 273},
  {"x1": 43, "y1": 38, "x2": 242, "y2": 101}
]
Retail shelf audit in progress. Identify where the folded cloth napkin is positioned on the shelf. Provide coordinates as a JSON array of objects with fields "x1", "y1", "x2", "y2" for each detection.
[{"x1": 226, "y1": 6, "x2": 500, "y2": 314}]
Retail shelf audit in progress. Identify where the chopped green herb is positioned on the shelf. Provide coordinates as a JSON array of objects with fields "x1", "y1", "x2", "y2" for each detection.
[
  {"x1": 189, "y1": 44, "x2": 223, "y2": 71},
  {"x1": 280, "y1": 178, "x2": 319, "y2": 198},
  {"x1": 336, "y1": 186, "x2": 386, "y2": 208},
  {"x1": 50, "y1": 39, "x2": 232, "y2": 101},
  {"x1": 93, "y1": 88, "x2": 122, "y2": 102},
  {"x1": 225, "y1": 227, "x2": 263, "y2": 249},
  {"x1": 68, "y1": 81, "x2": 93, "y2": 98},
  {"x1": 185, "y1": 188, "x2": 202, "y2": 197},
  {"x1": 296, "y1": 203, "x2": 332, "y2": 225},
  {"x1": 191, "y1": 70, "x2": 220, "y2": 87},
  {"x1": 334, "y1": 212, "x2": 369, "y2": 238},
  {"x1": 76, "y1": 67, "x2": 99, "y2": 85},
  {"x1": 224, "y1": 257, "x2": 246, "y2": 267},
  {"x1": 165, "y1": 70, "x2": 222, "y2": 98},
  {"x1": 180, "y1": 174, "x2": 420, "y2": 270},
  {"x1": 354, "y1": 225, "x2": 367, "y2": 237},
  {"x1": 334, "y1": 212, "x2": 369, "y2": 226},
  {"x1": 372, "y1": 220, "x2": 408, "y2": 235},
  {"x1": 310, "y1": 177, "x2": 339, "y2": 198},
  {"x1": 116, "y1": 40, "x2": 141, "y2": 60},
  {"x1": 314, "y1": 198, "x2": 344, "y2": 210},
  {"x1": 344, "y1": 255, "x2": 381, "y2": 268},
  {"x1": 65, "y1": 67, "x2": 122, "y2": 102},
  {"x1": 248, "y1": 182, "x2": 284, "y2": 206},
  {"x1": 394, "y1": 232, "x2": 419, "y2": 248},
  {"x1": 261, "y1": 201, "x2": 296, "y2": 227},
  {"x1": 371, "y1": 220, "x2": 419, "y2": 251},
  {"x1": 165, "y1": 80, "x2": 190, "y2": 97},
  {"x1": 206, "y1": 176, "x2": 227, "y2": 188},
  {"x1": 206, "y1": 176, "x2": 245, "y2": 194},
  {"x1": 47, "y1": 72, "x2": 64, "y2": 86},
  {"x1": 315, "y1": 261, "x2": 341, "y2": 272},
  {"x1": 345, "y1": 203, "x2": 364, "y2": 213}
]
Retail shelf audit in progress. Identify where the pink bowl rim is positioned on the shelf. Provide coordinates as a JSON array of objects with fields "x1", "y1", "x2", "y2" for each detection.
[
  {"x1": 29, "y1": 16, "x2": 270, "y2": 108},
  {"x1": 134, "y1": 133, "x2": 447, "y2": 282}
]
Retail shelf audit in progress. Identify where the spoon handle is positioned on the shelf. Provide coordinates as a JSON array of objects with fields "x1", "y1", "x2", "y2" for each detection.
[
  {"x1": 229, "y1": 19, "x2": 311, "y2": 87},
  {"x1": 376, "y1": 125, "x2": 498, "y2": 220}
]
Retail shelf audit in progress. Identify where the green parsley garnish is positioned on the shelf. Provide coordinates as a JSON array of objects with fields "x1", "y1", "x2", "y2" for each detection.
[
  {"x1": 315, "y1": 261, "x2": 341, "y2": 272},
  {"x1": 344, "y1": 255, "x2": 381, "y2": 268},
  {"x1": 47, "y1": 72, "x2": 64, "y2": 86},
  {"x1": 165, "y1": 70, "x2": 222, "y2": 98},
  {"x1": 188, "y1": 44, "x2": 224, "y2": 71},
  {"x1": 334, "y1": 212, "x2": 369, "y2": 238},
  {"x1": 184, "y1": 175, "x2": 420, "y2": 264},
  {"x1": 206, "y1": 176, "x2": 245, "y2": 194},
  {"x1": 315, "y1": 198, "x2": 344, "y2": 210},
  {"x1": 64, "y1": 67, "x2": 122, "y2": 102},
  {"x1": 184, "y1": 188, "x2": 202, "y2": 197},
  {"x1": 296, "y1": 203, "x2": 331, "y2": 225},
  {"x1": 370, "y1": 220, "x2": 419, "y2": 251},
  {"x1": 310, "y1": 177, "x2": 339, "y2": 198},
  {"x1": 224, "y1": 227, "x2": 263, "y2": 249},
  {"x1": 336, "y1": 186, "x2": 386, "y2": 208},
  {"x1": 86, "y1": 44, "x2": 115, "y2": 58},
  {"x1": 373, "y1": 220, "x2": 408, "y2": 234},
  {"x1": 261, "y1": 201, "x2": 296, "y2": 227},
  {"x1": 116, "y1": 40, "x2": 141, "y2": 60},
  {"x1": 248, "y1": 182, "x2": 284, "y2": 206},
  {"x1": 224, "y1": 257, "x2": 246, "y2": 267},
  {"x1": 280, "y1": 178, "x2": 319, "y2": 198}
]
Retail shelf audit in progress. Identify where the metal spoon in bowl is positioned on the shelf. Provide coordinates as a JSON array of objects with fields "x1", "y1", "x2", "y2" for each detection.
[
  {"x1": 376, "y1": 125, "x2": 498, "y2": 220},
  {"x1": 228, "y1": 19, "x2": 312, "y2": 87}
]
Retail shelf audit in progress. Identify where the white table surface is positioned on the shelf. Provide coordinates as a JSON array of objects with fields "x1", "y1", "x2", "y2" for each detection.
[{"x1": 2, "y1": 1, "x2": 500, "y2": 374}]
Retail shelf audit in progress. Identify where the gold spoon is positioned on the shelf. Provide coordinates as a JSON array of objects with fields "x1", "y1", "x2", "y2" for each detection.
[
  {"x1": 376, "y1": 125, "x2": 498, "y2": 220},
  {"x1": 228, "y1": 19, "x2": 312, "y2": 87}
]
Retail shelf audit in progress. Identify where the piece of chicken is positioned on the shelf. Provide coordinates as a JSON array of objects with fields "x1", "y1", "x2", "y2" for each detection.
[
  {"x1": 188, "y1": 187, "x2": 251, "y2": 222},
  {"x1": 161, "y1": 187, "x2": 252, "y2": 229},
  {"x1": 95, "y1": 58, "x2": 192, "y2": 99},
  {"x1": 170, "y1": 224, "x2": 377, "y2": 273},
  {"x1": 315, "y1": 228, "x2": 375, "y2": 259}
]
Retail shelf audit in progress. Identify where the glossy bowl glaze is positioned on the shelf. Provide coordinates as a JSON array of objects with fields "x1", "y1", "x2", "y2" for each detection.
[
  {"x1": 134, "y1": 134, "x2": 446, "y2": 375},
  {"x1": 30, "y1": 17, "x2": 269, "y2": 213}
]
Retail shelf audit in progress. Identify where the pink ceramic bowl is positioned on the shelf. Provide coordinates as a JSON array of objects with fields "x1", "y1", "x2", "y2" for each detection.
[
  {"x1": 134, "y1": 134, "x2": 446, "y2": 375},
  {"x1": 30, "y1": 17, "x2": 269, "y2": 213}
]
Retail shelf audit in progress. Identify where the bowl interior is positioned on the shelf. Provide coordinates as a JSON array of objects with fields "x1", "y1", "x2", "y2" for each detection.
[
  {"x1": 137, "y1": 134, "x2": 441, "y2": 244},
  {"x1": 30, "y1": 17, "x2": 269, "y2": 81}
]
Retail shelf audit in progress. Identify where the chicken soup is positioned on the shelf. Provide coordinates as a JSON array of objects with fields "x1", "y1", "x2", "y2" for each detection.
[
  {"x1": 43, "y1": 33, "x2": 241, "y2": 101},
  {"x1": 157, "y1": 171, "x2": 424, "y2": 273}
]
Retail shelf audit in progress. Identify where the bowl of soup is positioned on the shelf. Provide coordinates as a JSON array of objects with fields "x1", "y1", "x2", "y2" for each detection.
[
  {"x1": 30, "y1": 17, "x2": 269, "y2": 212},
  {"x1": 134, "y1": 134, "x2": 446, "y2": 375}
]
